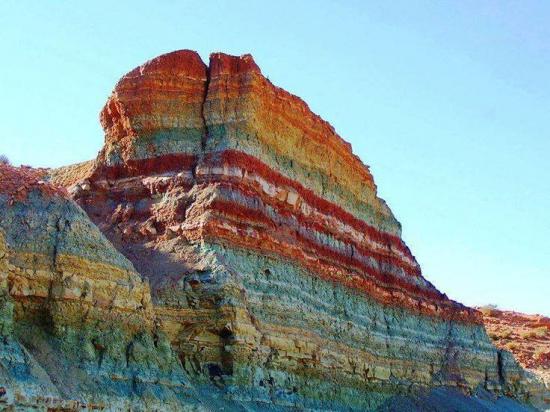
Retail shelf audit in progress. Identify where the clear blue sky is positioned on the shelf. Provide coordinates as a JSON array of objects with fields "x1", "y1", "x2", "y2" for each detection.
[{"x1": 1, "y1": 1, "x2": 549, "y2": 316}]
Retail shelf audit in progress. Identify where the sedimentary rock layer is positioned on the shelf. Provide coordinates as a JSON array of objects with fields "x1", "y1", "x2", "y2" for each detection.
[
  {"x1": 45, "y1": 50, "x2": 545, "y2": 410},
  {"x1": 85, "y1": 50, "x2": 476, "y2": 322},
  {"x1": 0, "y1": 164, "x2": 194, "y2": 410},
  {"x1": 481, "y1": 307, "x2": 550, "y2": 409},
  {"x1": 98, "y1": 49, "x2": 207, "y2": 169}
]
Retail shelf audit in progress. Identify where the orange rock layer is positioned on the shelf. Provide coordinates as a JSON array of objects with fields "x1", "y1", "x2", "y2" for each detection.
[
  {"x1": 481, "y1": 307, "x2": 550, "y2": 370},
  {"x1": 0, "y1": 163, "x2": 66, "y2": 203}
]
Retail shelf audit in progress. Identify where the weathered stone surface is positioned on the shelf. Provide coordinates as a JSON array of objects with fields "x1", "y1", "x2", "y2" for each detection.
[
  {"x1": 2, "y1": 50, "x2": 546, "y2": 410},
  {"x1": 0, "y1": 164, "x2": 195, "y2": 410},
  {"x1": 481, "y1": 307, "x2": 550, "y2": 410}
]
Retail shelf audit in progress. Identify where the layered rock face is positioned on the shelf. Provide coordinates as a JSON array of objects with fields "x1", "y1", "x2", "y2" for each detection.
[
  {"x1": 0, "y1": 164, "x2": 195, "y2": 410},
  {"x1": 0, "y1": 49, "x2": 541, "y2": 410},
  {"x1": 481, "y1": 307, "x2": 550, "y2": 409},
  {"x1": 43, "y1": 50, "x2": 545, "y2": 410}
]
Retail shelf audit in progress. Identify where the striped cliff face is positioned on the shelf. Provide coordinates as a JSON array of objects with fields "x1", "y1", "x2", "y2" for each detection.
[
  {"x1": 87, "y1": 51, "x2": 471, "y2": 322},
  {"x1": 0, "y1": 164, "x2": 193, "y2": 410},
  {"x1": 51, "y1": 51, "x2": 541, "y2": 409},
  {"x1": 98, "y1": 49, "x2": 207, "y2": 171}
]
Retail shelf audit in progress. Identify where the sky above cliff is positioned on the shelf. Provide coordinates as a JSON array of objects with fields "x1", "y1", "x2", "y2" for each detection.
[{"x1": 1, "y1": 1, "x2": 549, "y2": 316}]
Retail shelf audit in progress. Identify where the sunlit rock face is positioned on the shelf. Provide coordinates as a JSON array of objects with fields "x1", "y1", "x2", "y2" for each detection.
[
  {"x1": 98, "y1": 50, "x2": 207, "y2": 174},
  {"x1": 6, "y1": 50, "x2": 544, "y2": 410}
]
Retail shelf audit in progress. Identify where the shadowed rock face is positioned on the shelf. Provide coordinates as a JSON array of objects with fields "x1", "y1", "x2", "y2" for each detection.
[{"x1": 1, "y1": 50, "x2": 546, "y2": 410}]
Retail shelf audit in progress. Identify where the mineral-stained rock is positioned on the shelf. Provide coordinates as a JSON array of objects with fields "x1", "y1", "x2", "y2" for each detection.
[{"x1": 4, "y1": 49, "x2": 546, "y2": 410}]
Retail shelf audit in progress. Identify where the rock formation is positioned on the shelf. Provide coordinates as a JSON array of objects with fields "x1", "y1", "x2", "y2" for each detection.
[
  {"x1": 0, "y1": 163, "x2": 195, "y2": 409},
  {"x1": 481, "y1": 307, "x2": 550, "y2": 409},
  {"x1": 1, "y1": 49, "x2": 546, "y2": 410}
]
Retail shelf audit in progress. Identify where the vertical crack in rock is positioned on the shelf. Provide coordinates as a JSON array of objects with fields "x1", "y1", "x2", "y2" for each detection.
[
  {"x1": 497, "y1": 349, "x2": 505, "y2": 386},
  {"x1": 200, "y1": 63, "x2": 211, "y2": 152},
  {"x1": 51, "y1": 216, "x2": 63, "y2": 272},
  {"x1": 191, "y1": 58, "x2": 211, "y2": 183}
]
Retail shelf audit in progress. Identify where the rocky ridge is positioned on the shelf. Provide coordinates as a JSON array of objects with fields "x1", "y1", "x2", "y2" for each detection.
[{"x1": 0, "y1": 50, "x2": 547, "y2": 410}]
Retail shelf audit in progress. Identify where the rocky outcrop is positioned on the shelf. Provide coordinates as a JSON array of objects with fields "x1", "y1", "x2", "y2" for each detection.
[
  {"x1": 481, "y1": 307, "x2": 550, "y2": 409},
  {"x1": 46, "y1": 50, "x2": 545, "y2": 410},
  {"x1": 0, "y1": 163, "x2": 194, "y2": 409},
  {"x1": 2, "y1": 49, "x2": 545, "y2": 410}
]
